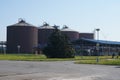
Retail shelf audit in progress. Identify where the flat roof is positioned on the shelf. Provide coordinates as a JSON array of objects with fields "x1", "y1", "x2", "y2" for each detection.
[{"x1": 80, "y1": 38, "x2": 120, "y2": 45}]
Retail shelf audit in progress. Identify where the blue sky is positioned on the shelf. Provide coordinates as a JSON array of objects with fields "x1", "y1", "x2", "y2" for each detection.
[{"x1": 1, "y1": 0, "x2": 120, "y2": 41}]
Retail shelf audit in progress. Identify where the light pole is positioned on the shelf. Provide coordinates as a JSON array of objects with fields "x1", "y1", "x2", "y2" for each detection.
[
  {"x1": 1, "y1": 41, "x2": 3, "y2": 53},
  {"x1": 3, "y1": 45, "x2": 6, "y2": 55},
  {"x1": 96, "y1": 28, "x2": 100, "y2": 62},
  {"x1": 17, "y1": 45, "x2": 21, "y2": 53}
]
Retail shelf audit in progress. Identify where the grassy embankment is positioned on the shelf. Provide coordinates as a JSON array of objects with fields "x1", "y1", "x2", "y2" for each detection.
[{"x1": 0, "y1": 54, "x2": 120, "y2": 65}]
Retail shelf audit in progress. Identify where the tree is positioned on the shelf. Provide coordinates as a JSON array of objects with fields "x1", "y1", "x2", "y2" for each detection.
[{"x1": 43, "y1": 27, "x2": 75, "y2": 58}]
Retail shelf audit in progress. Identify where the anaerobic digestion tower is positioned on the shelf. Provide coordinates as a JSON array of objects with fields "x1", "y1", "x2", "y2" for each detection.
[
  {"x1": 6, "y1": 19, "x2": 94, "y2": 53},
  {"x1": 7, "y1": 19, "x2": 38, "y2": 53}
]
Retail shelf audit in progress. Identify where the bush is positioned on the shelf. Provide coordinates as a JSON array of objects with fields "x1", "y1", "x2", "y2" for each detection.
[{"x1": 43, "y1": 27, "x2": 75, "y2": 58}]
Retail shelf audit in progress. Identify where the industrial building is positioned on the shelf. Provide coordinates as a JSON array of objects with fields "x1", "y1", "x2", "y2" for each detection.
[
  {"x1": 72, "y1": 38, "x2": 120, "y2": 56},
  {"x1": 61, "y1": 25, "x2": 79, "y2": 41},
  {"x1": 38, "y1": 22, "x2": 55, "y2": 48},
  {"x1": 5, "y1": 19, "x2": 120, "y2": 55},
  {"x1": 7, "y1": 19, "x2": 38, "y2": 53},
  {"x1": 79, "y1": 33, "x2": 94, "y2": 39}
]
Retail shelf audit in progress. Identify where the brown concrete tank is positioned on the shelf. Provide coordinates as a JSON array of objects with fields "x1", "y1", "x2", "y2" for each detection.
[
  {"x1": 79, "y1": 33, "x2": 94, "y2": 39},
  {"x1": 7, "y1": 19, "x2": 38, "y2": 53},
  {"x1": 61, "y1": 25, "x2": 79, "y2": 41},
  {"x1": 38, "y1": 22, "x2": 55, "y2": 48}
]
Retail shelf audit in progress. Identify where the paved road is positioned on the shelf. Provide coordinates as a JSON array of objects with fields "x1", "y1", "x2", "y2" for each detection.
[{"x1": 0, "y1": 61, "x2": 120, "y2": 80}]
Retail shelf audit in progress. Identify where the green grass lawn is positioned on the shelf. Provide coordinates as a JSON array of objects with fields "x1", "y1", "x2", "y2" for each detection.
[
  {"x1": 0, "y1": 54, "x2": 120, "y2": 65},
  {"x1": 0, "y1": 54, "x2": 46, "y2": 61},
  {"x1": 75, "y1": 59, "x2": 120, "y2": 65},
  {"x1": 0, "y1": 54, "x2": 74, "y2": 61},
  {"x1": 75, "y1": 56, "x2": 120, "y2": 65}
]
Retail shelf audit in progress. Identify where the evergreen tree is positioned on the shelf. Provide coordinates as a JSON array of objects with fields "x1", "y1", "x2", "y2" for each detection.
[{"x1": 43, "y1": 27, "x2": 75, "y2": 58}]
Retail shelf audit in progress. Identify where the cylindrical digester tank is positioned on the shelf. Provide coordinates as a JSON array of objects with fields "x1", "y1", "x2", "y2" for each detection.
[
  {"x1": 38, "y1": 22, "x2": 55, "y2": 48},
  {"x1": 61, "y1": 25, "x2": 79, "y2": 41},
  {"x1": 7, "y1": 19, "x2": 38, "y2": 53},
  {"x1": 79, "y1": 33, "x2": 94, "y2": 39}
]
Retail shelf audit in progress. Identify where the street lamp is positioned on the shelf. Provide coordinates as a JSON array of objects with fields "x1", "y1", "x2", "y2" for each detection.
[
  {"x1": 96, "y1": 29, "x2": 100, "y2": 40},
  {"x1": 96, "y1": 28, "x2": 100, "y2": 62},
  {"x1": 1, "y1": 41, "x2": 4, "y2": 53},
  {"x1": 17, "y1": 45, "x2": 21, "y2": 53},
  {"x1": 3, "y1": 45, "x2": 6, "y2": 55}
]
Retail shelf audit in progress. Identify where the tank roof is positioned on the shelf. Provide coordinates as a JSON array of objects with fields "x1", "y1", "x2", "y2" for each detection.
[
  {"x1": 38, "y1": 22, "x2": 55, "y2": 29},
  {"x1": 8, "y1": 19, "x2": 35, "y2": 27},
  {"x1": 61, "y1": 25, "x2": 78, "y2": 32}
]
